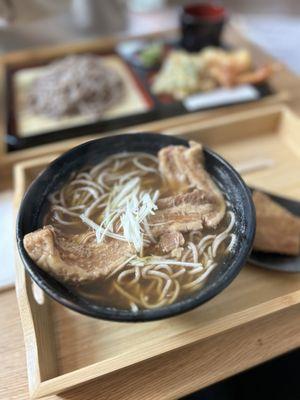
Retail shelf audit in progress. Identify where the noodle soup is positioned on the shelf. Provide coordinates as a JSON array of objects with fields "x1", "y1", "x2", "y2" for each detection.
[{"x1": 24, "y1": 142, "x2": 236, "y2": 312}]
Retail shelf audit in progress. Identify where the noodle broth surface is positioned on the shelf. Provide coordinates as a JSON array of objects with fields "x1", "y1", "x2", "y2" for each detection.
[{"x1": 45, "y1": 152, "x2": 235, "y2": 311}]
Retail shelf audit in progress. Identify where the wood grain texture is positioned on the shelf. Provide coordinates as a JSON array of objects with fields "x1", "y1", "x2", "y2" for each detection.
[
  {"x1": 0, "y1": 98, "x2": 289, "y2": 191},
  {"x1": 166, "y1": 105, "x2": 300, "y2": 198},
  {"x1": 1, "y1": 287, "x2": 300, "y2": 400},
  {"x1": 0, "y1": 63, "x2": 6, "y2": 156},
  {"x1": 2, "y1": 28, "x2": 300, "y2": 400},
  {"x1": 57, "y1": 304, "x2": 300, "y2": 400},
  {"x1": 0, "y1": 29, "x2": 177, "y2": 67},
  {"x1": 14, "y1": 157, "x2": 59, "y2": 395},
  {"x1": 11, "y1": 105, "x2": 300, "y2": 398},
  {"x1": 1, "y1": 24, "x2": 299, "y2": 190}
]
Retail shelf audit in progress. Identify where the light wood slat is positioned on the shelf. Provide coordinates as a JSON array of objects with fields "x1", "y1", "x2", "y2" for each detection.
[
  {"x1": 2, "y1": 26, "x2": 300, "y2": 399},
  {"x1": 0, "y1": 29, "x2": 177, "y2": 66},
  {"x1": 0, "y1": 98, "x2": 290, "y2": 192},
  {"x1": 1, "y1": 287, "x2": 300, "y2": 400},
  {"x1": 14, "y1": 160, "x2": 59, "y2": 394},
  {"x1": 33, "y1": 293, "x2": 300, "y2": 398},
  {"x1": 54, "y1": 304, "x2": 300, "y2": 400},
  {"x1": 1, "y1": 24, "x2": 299, "y2": 189},
  {"x1": 10, "y1": 105, "x2": 300, "y2": 399},
  {"x1": 0, "y1": 63, "x2": 6, "y2": 157}
]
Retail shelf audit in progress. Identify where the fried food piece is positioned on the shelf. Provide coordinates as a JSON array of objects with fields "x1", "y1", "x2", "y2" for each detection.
[
  {"x1": 151, "y1": 47, "x2": 277, "y2": 98},
  {"x1": 253, "y1": 191, "x2": 300, "y2": 256}
]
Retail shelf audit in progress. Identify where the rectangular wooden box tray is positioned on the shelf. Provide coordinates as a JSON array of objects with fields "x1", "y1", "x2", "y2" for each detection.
[
  {"x1": 2, "y1": 33, "x2": 274, "y2": 152},
  {"x1": 0, "y1": 27, "x2": 290, "y2": 156},
  {"x1": 1, "y1": 26, "x2": 294, "y2": 191},
  {"x1": 14, "y1": 105, "x2": 300, "y2": 399}
]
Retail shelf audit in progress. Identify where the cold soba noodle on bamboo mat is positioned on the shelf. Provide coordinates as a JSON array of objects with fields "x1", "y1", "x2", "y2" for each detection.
[{"x1": 23, "y1": 141, "x2": 236, "y2": 311}]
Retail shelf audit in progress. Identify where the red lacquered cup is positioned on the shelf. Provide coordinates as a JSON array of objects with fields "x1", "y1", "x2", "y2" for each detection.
[{"x1": 181, "y1": 3, "x2": 227, "y2": 51}]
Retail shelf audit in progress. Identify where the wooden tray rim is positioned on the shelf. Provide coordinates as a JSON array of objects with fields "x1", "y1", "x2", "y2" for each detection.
[
  {"x1": 13, "y1": 103, "x2": 300, "y2": 398},
  {"x1": 0, "y1": 29, "x2": 290, "y2": 160},
  {"x1": 0, "y1": 29, "x2": 175, "y2": 158},
  {"x1": 30, "y1": 291, "x2": 300, "y2": 398}
]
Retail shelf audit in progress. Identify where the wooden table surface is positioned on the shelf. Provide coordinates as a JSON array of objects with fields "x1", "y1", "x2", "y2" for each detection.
[{"x1": 1, "y1": 27, "x2": 300, "y2": 400}]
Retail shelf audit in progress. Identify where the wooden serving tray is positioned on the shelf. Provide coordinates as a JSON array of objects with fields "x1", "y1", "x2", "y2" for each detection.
[
  {"x1": 2, "y1": 33, "x2": 274, "y2": 152},
  {"x1": 0, "y1": 27, "x2": 291, "y2": 153},
  {"x1": 14, "y1": 105, "x2": 300, "y2": 399},
  {"x1": 1, "y1": 26, "x2": 294, "y2": 190}
]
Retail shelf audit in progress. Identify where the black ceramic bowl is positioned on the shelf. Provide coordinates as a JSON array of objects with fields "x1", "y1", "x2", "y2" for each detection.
[{"x1": 16, "y1": 133, "x2": 255, "y2": 322}]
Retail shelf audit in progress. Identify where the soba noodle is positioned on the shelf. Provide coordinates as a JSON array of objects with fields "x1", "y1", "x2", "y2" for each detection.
[
  {"x1": 44, "y1": 152, "x2": 236, "y2": 311},
  {"x1": 28, "y1": 55, "x2": 124, "y2": 118}
]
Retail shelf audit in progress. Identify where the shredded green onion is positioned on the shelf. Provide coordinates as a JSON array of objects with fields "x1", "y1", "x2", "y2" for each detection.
[{"x1": 80, "y1": 177, "x2": 159, "y2": 252}]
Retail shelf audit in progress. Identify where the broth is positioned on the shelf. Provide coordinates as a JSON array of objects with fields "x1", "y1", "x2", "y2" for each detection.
[{"x1": 43, "y1": 151, "x2": 235, "y2": 311}]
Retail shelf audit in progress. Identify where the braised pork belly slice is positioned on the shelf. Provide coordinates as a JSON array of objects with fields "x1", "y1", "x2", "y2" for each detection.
[
  {"x1": 158, "y1": 145, "x2": 190, "y2": 190},
  {"x1": 149, "y1": 189, "x2": 223, "y2": 236},
  {"x1": 157, "y1": 141, "x2": 226, "y2": 229},
  {"x1": 253, "y1": 191, "x2": 300, "y2": 256},
  {"x1": 158, "y1": 231, "x2": 185, "y2": 254},
  {"x1": 23, "y1": 226, "x2": 134, "y2": 283}
]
